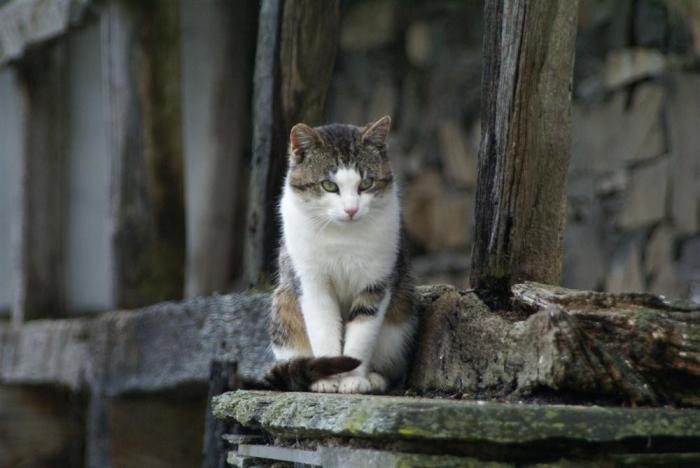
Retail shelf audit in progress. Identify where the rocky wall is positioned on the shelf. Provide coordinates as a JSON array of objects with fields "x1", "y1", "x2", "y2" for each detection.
[{"x1": 326, "y1": 0, "x2": 700, "y2": 301}]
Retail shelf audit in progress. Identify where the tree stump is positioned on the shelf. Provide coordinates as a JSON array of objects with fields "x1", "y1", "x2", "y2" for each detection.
[{"x1": 409, "y1": 283, "x2": 700, "y2": 407}]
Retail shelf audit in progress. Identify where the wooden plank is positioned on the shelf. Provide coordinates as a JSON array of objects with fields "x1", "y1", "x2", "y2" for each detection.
[
  {"x1": 470, "y1": 1, "x2": 579, "y2": 291},
  {"x1": 102, "y1": 0, "x2": 185, "y2": 308},
  {"x1": 13, "y1": 42, "x2": 69, "y2": 322},
  {"x1": 243, "y1": 0, "x2": 340, "y2": 287},
  {"x1": 237, "y1": 444, "x2": 321, "y2": 465},
  {"x1": 180, "y1": 0, "x2": 257, "y2": 297}
]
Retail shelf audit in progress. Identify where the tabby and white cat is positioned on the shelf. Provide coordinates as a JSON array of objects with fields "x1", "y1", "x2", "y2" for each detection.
[{"x1": 265, "y1": 116, "x2": 416, "y2": 394}]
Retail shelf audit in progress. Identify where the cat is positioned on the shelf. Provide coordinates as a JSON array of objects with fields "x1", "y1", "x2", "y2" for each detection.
[{"x1": 265, "y1": 115, "x2": 417, "y2": 394}]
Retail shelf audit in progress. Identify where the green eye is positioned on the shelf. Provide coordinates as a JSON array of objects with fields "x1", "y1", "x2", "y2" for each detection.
[
  {"x1": 359, "y1": 177, "x2": 374, "y2": 191},
  {"x1": 321, "y1": 180, "x2": 338, "y2": 192}
]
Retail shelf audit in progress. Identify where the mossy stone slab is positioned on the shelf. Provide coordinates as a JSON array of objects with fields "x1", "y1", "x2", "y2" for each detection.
[{"x1": 212, "y1": 390, "x2": 700, "y2": 446}]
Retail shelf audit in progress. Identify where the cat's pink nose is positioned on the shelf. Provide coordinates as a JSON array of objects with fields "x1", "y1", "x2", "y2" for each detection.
[{"x1": 345, "y1": 207, "x2": 358, "y2": 218}]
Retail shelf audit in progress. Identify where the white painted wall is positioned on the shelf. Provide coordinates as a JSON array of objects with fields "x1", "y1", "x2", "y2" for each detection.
[
  {"x1": 0, "y1": 67, "x2": 22, "y2": 314},
  {"x1": 64, "y1": 21, "x2": 113, "y2": 312}
]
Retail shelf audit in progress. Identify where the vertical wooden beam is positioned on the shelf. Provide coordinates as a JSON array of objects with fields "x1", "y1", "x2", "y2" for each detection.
[
  {"x1": 0, "y1": 67, "x2": 23, "y2": 318},
  {"x1": 85, "y1": 390, "x2": 111, "y2": 468},
  {"x1": 470, "y1": 1, "x2": 579, "y2": 291},
  {"x1": 202, "y1": 360, "x2": 239, "y2": 468},
  {"x1": 243, "y1": 0, "x2": 340, "y2": 288},
  {"x1": 64, "y1": 21, "x2": 114, "y2": 314},
  {"x1": 13, "y1": 43, "x2": 69, "y2": 323},
  {"x1": 102, "y1": 1, "x2": 185, "y2": 308},
  {"x1": 180, "y1": 0, "x2": 257, "y2": 298}
]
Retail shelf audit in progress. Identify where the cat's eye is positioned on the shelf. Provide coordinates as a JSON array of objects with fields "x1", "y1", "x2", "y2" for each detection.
[
  {"x1": 358, "y1": 177, "x2": 374, "y2": 191},
  {"x1": 321, "y1": 180, "x2": 339, "y2": 193}
]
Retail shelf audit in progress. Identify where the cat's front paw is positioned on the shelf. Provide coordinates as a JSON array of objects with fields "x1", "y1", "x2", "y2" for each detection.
[
  {"x1": 367, "y1": 372, "x2": 388, "y2": 393},
  {"x1": 338, "y1": 375, "x2": 373, "y2": 394},
  {"x1": 310, "y1": 377, "x2": 340, "y2": 393}
]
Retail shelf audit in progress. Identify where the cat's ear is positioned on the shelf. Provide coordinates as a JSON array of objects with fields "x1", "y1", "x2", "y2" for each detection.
[
  {"x1": 289, "y1": 123, "x2": 322, "y2": 164},
  {"x1": 361, "y1": 115, "x2": 391, "y2": 148}
]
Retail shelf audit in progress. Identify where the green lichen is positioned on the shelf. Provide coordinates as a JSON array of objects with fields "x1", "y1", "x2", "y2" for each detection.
[{"x1": 213, "y1": 391, "x2": 700, "y2": 447}]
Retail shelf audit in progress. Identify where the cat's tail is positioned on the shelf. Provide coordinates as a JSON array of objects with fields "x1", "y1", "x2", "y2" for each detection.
[{"x1": 242, "y1": 356, "x2": 361, "y2": 391}]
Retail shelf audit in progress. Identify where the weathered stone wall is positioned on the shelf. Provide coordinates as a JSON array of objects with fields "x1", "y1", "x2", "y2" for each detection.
[{"x1": 326, "y1": 0, "x2": 700, "y2": 301}]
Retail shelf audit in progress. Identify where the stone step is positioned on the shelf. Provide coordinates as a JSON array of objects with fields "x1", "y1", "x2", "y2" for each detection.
[{"x1": 213, "y1": 390, "x2": 700, "y2": 464}]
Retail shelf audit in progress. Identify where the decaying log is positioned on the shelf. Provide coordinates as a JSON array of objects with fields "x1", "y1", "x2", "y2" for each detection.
[
  {"x1": 470, "y1": 0, "x2": 579, "y2": 289},
  {"x1": 410, "y1": 283, "x2": 700, "y2": 407}
]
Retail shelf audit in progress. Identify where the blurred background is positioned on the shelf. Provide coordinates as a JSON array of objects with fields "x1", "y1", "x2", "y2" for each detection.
[
  {"x1": 0, "y1": 0, "x2": 699, "y2": 466},
  {"x1": 1, "y1": 0, "x2": 700, "y2": 320}
]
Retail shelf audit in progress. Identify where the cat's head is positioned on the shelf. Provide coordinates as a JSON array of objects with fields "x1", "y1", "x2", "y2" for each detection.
[{"x1": 285, "y1": 116, "x2": 394, "y2": 223}]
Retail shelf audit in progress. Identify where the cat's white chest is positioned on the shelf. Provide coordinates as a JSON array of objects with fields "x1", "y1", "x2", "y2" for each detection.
[
  {"x1": 281, "y1": 190, "x2": 399, "y2": 306},
  {"x1": 321, "y1": 231, "x2": 394, "y2": 303}
]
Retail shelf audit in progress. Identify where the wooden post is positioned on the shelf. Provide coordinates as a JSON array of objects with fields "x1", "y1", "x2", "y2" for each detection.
[
  {"x1": 470, "y1": 0, "x2": 579, "y2": 291},
  {"x1": 180, "y1": 0, "x2": 257, "y2": 298},
  {"x1": 0, "y1": 67, "x2": 23, "y2": 318},
  {"x1": 243, "y1": 0, "x2": 340, "y2": 288},
  {"x1": 85, "y1": 390, "x2": 111, "y2": 468},
  {"x1": 13, "y1": 43, "x2": 68, "y2": 323},
  {"x1": 202, "y1": 361, "x2": 239, "y2": 468},
  {"x1": 102, "y1": 1, "x2": 185, "y2": 308}
]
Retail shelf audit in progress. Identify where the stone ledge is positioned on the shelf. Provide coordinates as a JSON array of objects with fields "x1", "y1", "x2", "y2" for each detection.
[
  {"x1": 213, "y1": 390, "x2": 700, "y2": 446},
  {"x1": 0, "y1": 293, "x2": 273, "y2": 395}
]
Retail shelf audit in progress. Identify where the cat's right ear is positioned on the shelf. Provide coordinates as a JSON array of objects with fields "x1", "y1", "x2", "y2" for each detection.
[{"x1": 289, "y1": 123, "x2": 321, "y2": 165}]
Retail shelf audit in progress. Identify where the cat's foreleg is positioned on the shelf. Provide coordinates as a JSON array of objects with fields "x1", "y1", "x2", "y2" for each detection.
[
  {"x1": 339, "y1": 287, "x2": 391, "y2": 393},
  {"x1": 299, "y1": 279, "x2": 344, "y2": 392}
]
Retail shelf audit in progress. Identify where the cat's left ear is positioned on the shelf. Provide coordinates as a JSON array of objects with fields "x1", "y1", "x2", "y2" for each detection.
[
  {"x1": 289, "y1": 123, "x2": 322, "y2": 164},
  {"x1": 361, "y1": 115, "x2": 391, "y2": 148}
]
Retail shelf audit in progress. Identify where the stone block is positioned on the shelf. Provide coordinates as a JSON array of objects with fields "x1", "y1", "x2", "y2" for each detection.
[
  {"x1": 605, "y1": 48, "x2": 666, "y2": 88},
  {"x1": 606, "y1": 235, "x2": 645, "y2": 293},
  {"x1": 572, "y1": 84, "x2": 665, "y2": 174},
  {"x1": 680, "y1": 237, "x2": 700, "y2": 275},
  {"x1": 645, "y1": 224, "x2": 689, "y2": 299},
  {"x1": 667, "y1": 73, "x2": 700, "y2": 234},
  {"x1": 412, "y1": 252, "x2": 469, "y2": 287},
  {"x1": 403, "y1": 171, "x2": 472, "y2": 251},
  {"x1": 563, "y1": 221, "x2": 606, "y2": 291},
  {"x1": 366, "y1": 78, "x2": 397, "y2": 123},
  {"x1": 340, "y1": 0, "x2": 397, "y2": 51},
  {"x1": 620, "y1": 157, "x2": 669, "y2": 229},
  {"x1": 632, "y1": 0, "x2": 670, "y2": 48},
  {"x1": 693, "y1": 2, "x2": 700, "y2": 56},
  {"x1": 437, "y1": 120, "x2": 477, "y2": 189},
  {"x1": 405, "y1": 21, "x2": 432, "y2": 67}
]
